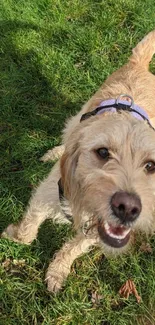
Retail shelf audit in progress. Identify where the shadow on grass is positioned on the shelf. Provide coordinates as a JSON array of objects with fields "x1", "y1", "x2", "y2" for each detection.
[
  {"x1": 33, "y1": 219, "x2": 72, "y2": 266},
  {"x1": 0, "y1": 19, "x2": 82, "y2": 231},
  {"x1": 0, "y1": 19, "x2": 79, "y2": 128}
]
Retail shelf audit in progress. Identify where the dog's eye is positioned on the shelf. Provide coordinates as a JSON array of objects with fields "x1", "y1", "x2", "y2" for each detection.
[
  {"x1": 145, "y1": 161, "x2": 155, "y2": 173},
  {"x1": 96, "y1": 148, "x2": 110, "y2": 160}
]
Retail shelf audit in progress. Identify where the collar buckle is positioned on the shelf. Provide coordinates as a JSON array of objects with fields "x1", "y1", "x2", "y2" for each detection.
[{"x1": 115, "y1": 94, "x2": 134, "y2": 109}]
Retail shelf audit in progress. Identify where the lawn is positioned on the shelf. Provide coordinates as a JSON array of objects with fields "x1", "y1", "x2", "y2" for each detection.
[{"x1": 0, "y1": 0, "x2": 155, "y2": 324}]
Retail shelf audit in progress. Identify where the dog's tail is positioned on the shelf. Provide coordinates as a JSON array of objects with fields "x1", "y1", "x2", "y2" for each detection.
[{"x1": 129, "y1": 30, "x2": 155, "y2": 69}]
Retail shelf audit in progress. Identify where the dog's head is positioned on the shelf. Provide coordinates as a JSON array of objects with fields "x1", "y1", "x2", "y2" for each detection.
[{"x1": 60, "y1": 112, "x2": 155, "y2": 251}]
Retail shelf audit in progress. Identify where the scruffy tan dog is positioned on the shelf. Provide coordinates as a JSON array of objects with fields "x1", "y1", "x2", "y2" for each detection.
[{"x1": 2, "y1": 31, "x2": 155, "y2": 293}]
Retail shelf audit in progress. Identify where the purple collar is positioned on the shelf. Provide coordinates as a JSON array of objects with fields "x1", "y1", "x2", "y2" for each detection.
[
  {"x1": 96, "y1": 98, "x2": 149, "y2": 120},
  {"x1": 80, "y1": 95, "x2": 153, "y2": 129}
]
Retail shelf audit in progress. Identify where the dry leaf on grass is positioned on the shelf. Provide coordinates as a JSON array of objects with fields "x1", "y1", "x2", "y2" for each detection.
[
  {"x1": 91, "y1": 291, "x2": 104, "y2": 304},
  {"x1": 13, "y1": 259, "x2": 26, "y2": 267},
  {"x1": 139, "y1": 242, "x2": 152, "y2": 253},
  {"x1": 1, "y1": 258, "x2": 26, "y2": 270},
  {"x1": 2, "y1": 258, "x2": 11, "y2": 269},
  {"x1": 119, "y1": 279, "x2": 141, "y2": 303}
]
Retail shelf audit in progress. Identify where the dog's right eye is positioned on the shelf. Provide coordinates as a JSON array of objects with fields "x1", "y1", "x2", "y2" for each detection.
[
  {"x1": 145, "y1": 161, "x2": 155, "y2": 173},
  {"x1": 96, "y1": 148, "x2": 110, "y2": 160}
]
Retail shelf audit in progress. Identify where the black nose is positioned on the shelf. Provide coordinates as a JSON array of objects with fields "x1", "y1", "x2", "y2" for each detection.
[{"x1": 111, "y1": 192, "x2": 142, "y2": 223}]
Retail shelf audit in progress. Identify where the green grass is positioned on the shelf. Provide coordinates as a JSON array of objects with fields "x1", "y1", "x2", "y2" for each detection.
[{"x1": 1, "y1": 0, "x2": 155, "y2": 324}]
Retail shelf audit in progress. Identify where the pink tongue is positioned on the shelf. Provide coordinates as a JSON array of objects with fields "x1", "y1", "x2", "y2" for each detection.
[{"x1": 108, "y1": 224, "x2": 127, "y2": 236}]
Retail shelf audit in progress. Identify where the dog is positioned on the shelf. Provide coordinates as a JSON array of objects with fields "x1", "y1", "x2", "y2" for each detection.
[{"x1": 2, "y1": 30, "x2": 155, "y2": 293}]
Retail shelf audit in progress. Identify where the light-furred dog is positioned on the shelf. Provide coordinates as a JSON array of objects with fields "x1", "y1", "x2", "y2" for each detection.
[{"x1": 2, "y1": 30, "x2": 155, "y2": 293}]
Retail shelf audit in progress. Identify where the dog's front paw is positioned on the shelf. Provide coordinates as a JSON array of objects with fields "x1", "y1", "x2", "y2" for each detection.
[
  {"x1": 1, "y1": 223, "x2": 33, "y2": 245},
  {"x1": 46, "y1": 273, "x2": 64, "y2": 293},
  {"x1": 40, "y1": 145, "x2": 64, "y2": 162},
  {"x1": 1, "y1": 224, "x2": 19, "y2": 242}
]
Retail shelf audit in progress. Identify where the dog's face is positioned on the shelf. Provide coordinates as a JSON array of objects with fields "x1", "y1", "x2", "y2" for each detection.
[{"x1": 61, "y1": 112, "x2": 155, "y2": 252}]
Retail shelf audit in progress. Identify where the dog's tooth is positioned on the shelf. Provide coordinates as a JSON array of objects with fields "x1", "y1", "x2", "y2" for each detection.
[
  {"x1": 104, "y1": 221, "x2": 110, "y2": 231},
  {"x1": 108, "y1": 233, "x2": 125, "y2": 239},
  {"x1": 104, "y1": 222, "x2": 131, "y2": 240}
]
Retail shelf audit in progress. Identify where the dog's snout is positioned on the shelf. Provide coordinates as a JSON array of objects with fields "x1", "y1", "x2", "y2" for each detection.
[{"x1": 111, "y1": 192, "x2": 142, "y2": 223}]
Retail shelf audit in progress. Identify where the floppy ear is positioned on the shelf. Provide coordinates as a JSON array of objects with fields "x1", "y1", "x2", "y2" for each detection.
[
  {"x1": 60, "y1": 145, "x2": 79, "y2": 199},
  {"x1": 60, "y1": 117, "x2": 89, "y2": 200}
]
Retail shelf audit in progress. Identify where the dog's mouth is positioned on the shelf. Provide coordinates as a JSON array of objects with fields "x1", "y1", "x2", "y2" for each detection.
[{"x1": 98, "y1": 221, "x2": 131, "y2": 248}]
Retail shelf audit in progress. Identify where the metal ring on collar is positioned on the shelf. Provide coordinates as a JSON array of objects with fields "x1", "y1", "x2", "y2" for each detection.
[{"x1": 115, "y1": 94, "x2": 134, "y2": 108}]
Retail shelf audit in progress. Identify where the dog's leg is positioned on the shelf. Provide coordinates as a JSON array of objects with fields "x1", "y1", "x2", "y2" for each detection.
[
  {"x1": 1, "y1": 162, "x2": 67, "y2": 244},
  {"x1": 1, "y1": 203, "x2": 50, "y2": 244},
  {"x1": 46, "y1": 233, "x2": 98, "y2": 292},
  {"x1": 40, "y1": 145, "x2": 64, "y2": 162}
]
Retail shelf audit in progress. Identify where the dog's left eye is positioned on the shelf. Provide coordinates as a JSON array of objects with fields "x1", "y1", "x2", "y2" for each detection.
[
  {"x1": 145, "y1": 161, "x2": 155, "y2": 173},
  {"x1": 96, "y1": 148, "x2": 110, "y2": 160}
]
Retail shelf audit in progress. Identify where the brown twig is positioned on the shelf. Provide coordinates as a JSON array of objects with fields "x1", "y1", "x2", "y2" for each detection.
[{"x1": 119, "y1": 279, "x2": 141, "y2": 303}]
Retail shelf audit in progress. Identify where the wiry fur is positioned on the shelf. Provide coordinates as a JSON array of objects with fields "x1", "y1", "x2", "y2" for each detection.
[{"x1": 2, "y1": 30, "x2": 155, "y2": 293}]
